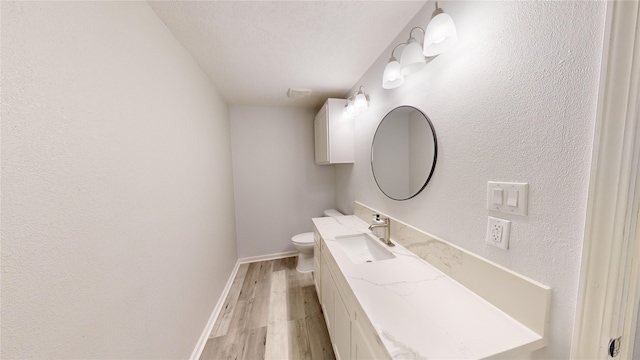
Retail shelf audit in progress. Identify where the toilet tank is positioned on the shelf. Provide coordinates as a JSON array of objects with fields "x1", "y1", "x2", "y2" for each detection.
[{"x1": 324, "y1": 209, "x2": 343, "y2": 217}]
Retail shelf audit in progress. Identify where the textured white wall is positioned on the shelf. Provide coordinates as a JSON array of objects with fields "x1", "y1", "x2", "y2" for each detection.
[
  {"x1": 1, "y1": 2, "x2": 237, "y2": 359},
  {"x1": 230, "y1": 106, "x2": 336, "y2": 258},
  {"x1": 335, "y1": 1, "x2": 605, "y2": 359}
]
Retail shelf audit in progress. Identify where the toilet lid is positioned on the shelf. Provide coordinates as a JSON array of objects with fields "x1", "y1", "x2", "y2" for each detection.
[
  {"x1": 292, "y1": 232, "x2": 314, "y2": 244},
  {"x1": 324, "y1": 209, "x2": 344, "y2": 217}
]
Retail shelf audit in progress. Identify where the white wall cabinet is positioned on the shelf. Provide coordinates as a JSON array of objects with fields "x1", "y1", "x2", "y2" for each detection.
[
  {"x1": 314, "y1": 98, "x2": 354, "y2": 165},
  {"x1": 315, "y1": 229, "x2": 390, "y2": 360}
]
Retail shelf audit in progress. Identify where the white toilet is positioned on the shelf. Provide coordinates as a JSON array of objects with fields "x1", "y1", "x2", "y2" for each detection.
[{"x1": 292, "y1": 209, "x2": 344, "y2": 273}]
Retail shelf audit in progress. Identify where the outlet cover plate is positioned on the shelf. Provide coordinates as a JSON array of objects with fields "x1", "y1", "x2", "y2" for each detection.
[{"x1": 486, "y1": 216, "x2": 511, "y2": 250}]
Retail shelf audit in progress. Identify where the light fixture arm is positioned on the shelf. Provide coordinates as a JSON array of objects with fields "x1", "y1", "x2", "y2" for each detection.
[
  {"x1": 344, "y1": 96, "x2": 354, "y2": 105},
  {"x1": 390, "y1": 42, "x2": 407, "y2": 59},
  {"x1": 432, "y1": 2, "x2": 444, "y2": 17},
  {"x1": 407, "y1": 26, "x2": 426, "y2": 41}
]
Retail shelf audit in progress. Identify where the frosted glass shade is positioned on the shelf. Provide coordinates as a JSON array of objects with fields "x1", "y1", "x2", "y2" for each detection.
[
  {"x1": 354, "y1": 92, "x2": 368, "y2": 112},
  {"x1": 344, "y1": 101, "x2": 356, "y2": 118},
  {"x1": 382, "y1": 58, "x2": 405, "y2": 89},
  {"x1": 400, "y1": 40, "x2": 426, "y2": 75},
  {"x1": 423, "y1": 11, "x2": 457, "y2": 56}
]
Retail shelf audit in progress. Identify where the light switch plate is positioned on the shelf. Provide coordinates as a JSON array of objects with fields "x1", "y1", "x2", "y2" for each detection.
[
  {"x1": 486, "y1": 216, "x2": 510, "y2": 250},
  {"x1": 487, "y1": 182, "x2": 528, "y2": 216}
]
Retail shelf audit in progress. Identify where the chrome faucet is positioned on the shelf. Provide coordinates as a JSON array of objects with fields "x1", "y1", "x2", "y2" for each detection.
[{"x1": 368, "y1": 215, "x2": 394, "y2": 247}]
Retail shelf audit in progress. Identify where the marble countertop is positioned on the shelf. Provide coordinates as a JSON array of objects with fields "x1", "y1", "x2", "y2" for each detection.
[{"x1": 312, "y1": 215, "x2": 543, "y2": 360}]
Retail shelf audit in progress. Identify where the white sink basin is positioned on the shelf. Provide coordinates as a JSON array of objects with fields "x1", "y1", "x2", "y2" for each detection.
[{"x1": 335, "y1": 233, "x2": 396, "y2": 264}]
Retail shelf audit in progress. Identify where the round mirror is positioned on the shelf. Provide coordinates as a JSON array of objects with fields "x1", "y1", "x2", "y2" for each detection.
[{"x1": 371, "y1": 106, "x2": 437, "y2": 201}]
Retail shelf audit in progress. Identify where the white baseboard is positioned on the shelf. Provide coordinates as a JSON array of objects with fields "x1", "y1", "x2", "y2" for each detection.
[
  {"x1": 189, "y1": 260, "x2": 241, "y2": 360},
  {"x1": 238, "y1": 251, "x2": 297, "y2": 264},
  {"x1": 189, "y1": 251, "x2": 298, "y2": 359}
]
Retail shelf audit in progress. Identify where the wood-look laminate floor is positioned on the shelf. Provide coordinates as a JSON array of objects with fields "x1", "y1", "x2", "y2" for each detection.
[{"x1": 200, "y1": 257, "x2": 335, "y2": 360}]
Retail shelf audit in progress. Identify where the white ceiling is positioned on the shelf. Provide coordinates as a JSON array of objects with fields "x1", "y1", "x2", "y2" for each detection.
[{"x1": 149, "y1": 1, "x2": 426, "y2": 109}]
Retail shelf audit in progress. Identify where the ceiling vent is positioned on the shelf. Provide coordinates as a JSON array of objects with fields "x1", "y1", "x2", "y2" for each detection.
[{"x1": 287, "y1": 88, "x2": 312, "y2": 99}]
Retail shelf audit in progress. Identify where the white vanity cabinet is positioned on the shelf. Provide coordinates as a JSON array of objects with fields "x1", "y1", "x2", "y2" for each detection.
[
  {"x1": 312, "y1": 215, "x2": 549, "y2": 359},
  {"x1": 315, "y1": 228, "x2": 390, "y2": 360},
  {"x1": 321, "y1": 252, "x2": 352, "y2": 360},
  {"x1": 314, "y1": 98, "x2": 354, "y2": 165}
]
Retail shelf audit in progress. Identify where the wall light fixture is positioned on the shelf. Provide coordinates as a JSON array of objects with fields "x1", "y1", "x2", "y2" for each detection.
[
  {"x1": 381, "y1": 1, "x2": 457, "y2": 90},
  {"x1": 344, "y1": 96, "x2": 356, "y2": 118},
  {"x1": 400, "y1": 27, "x2": 427, "y2": 76},
  {"x1": 423, "y1": 2, "x2": 457, "y2": 56},
  {"x1": 382, "y1": 43, "x2": 406, "y2": 89},
  {"x1": 344, "y1": 86, "x2": 369, "y2": 118}
]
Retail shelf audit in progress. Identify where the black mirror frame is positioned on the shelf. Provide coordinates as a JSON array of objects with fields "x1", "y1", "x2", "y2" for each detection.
[{"x1": 370, "y1": 105, "x2": 438, "y2": 201}]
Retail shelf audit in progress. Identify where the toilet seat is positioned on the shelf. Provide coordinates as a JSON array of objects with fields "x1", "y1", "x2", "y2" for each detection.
[
  {"x1": 292, "y1": 232, "x2": 314, "y2": 244},
  {"x1": 291, "y1": 210, "x2": 343, "y2": 273}
]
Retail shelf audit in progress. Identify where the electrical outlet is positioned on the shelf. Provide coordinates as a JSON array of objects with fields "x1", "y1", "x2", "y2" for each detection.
[
  {"x1": 491, "y1": 223, "x2": 503, "y2": 242},
  {"x1": 486, "y1": 216, "x2": 510, "y2": 250}
]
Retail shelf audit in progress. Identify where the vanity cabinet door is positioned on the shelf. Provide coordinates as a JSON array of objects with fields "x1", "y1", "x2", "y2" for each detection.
[
  {"x1": 314, "y1": 105, "x2": 329, "y2": 164},
  {"x1": 352, "y1": 317, "x2": 389, "y2": 360},
  {"x1": 351, "y1": 302, "x2": 391, "y2": 360},
  {"x1": 334, "y1": 290, "x2": 352, "y2": 360},
  {"x1": 321, "y1": 254, "x2": 335, "y2": 341},
  {"x1": 313, "y1": 244, "x2": 321, "y2": 297},
  {"x1": 352, "y1": 320, "x2": 375, "y2": 360},
  {"x1": 314, "y1": 230, "x2": 321, "y2": 299}
]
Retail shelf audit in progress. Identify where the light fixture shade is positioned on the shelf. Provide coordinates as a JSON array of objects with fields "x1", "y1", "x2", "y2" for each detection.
[
  {"x1": 382, "y1": 57, "x2": 405, "y2": 89},
  {"x1": 344, "y1": 100, "x2": 356, "y2": 118},
  {"x1": 354, "y1": 91, "x2": 368, "y2": 112},
  {"x1": 400, "y1": 39, "x2": 426, "y2": 76},
  {"x1": 423, "y1": 10, "x2": 457, "y2": 56}
]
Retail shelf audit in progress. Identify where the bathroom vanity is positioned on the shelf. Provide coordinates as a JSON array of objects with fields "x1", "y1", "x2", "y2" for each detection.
[
  {"x1": 313, "y1": 211, "x2": 549, "y2": 360},
  {"x1": 314, "y1": 229, "x2": 389, "y2": 360}
]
